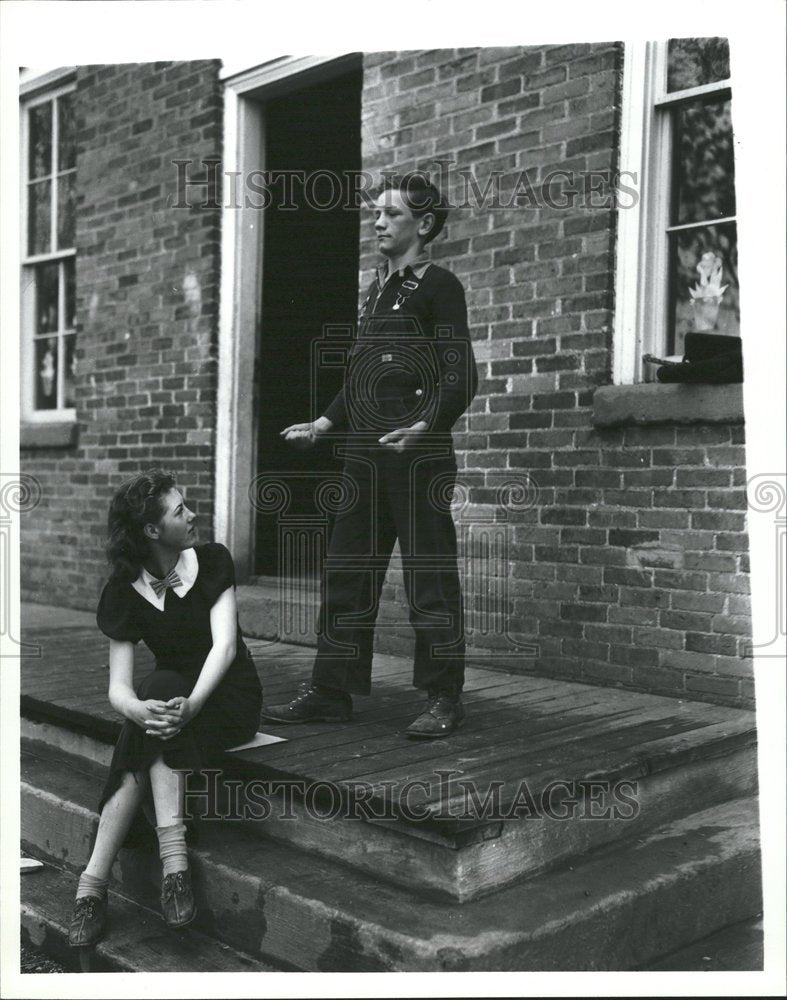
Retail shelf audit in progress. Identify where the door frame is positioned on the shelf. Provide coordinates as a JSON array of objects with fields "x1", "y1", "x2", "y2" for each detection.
[{"x1": 215, "y1": 54, "x2": 360, "y2": 581}]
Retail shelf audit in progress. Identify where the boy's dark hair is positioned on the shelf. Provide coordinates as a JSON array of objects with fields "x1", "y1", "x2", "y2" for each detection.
[{"x1": 378, "y1": 172, "x2": 449, "y2": 243}]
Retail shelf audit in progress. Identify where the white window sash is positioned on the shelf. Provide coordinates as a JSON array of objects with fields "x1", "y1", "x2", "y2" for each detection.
[
  {"x1": 614, "y1": 41, "x2": 671, "y2": 384},
  {"x1": 21, "y1": 80, "x2": 77, "y2": 422}
]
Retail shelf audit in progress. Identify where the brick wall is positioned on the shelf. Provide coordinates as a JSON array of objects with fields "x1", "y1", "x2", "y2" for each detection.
[
  {"x1": 362, "y1": 45, "x2": 753, "y2": 708},
  {"x1": 21, "y1": 60, "x2": 223, "y2": 608},
  {"x1": 19, "y1": 49, "x2": 753, "y2": 708}
]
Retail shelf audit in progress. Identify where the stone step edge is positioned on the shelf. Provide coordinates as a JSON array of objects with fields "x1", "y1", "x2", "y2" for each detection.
[
  {"x1": 21, "y1": 753, "x2": 763, "y2": 971},
  {"x1": 21, "y1": 721, "x2": 758, "y2": 909},
  {"x1": 638, "y1": 914, "x2": 764, "y2": 971},
  {"x1": 20, "y1": 861, "x2": 281, "y2": 973}
]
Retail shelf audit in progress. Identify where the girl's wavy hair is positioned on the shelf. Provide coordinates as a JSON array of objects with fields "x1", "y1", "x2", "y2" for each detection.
[{"x1": 106, "y1": 469, "x2": 177, "y2": 581}]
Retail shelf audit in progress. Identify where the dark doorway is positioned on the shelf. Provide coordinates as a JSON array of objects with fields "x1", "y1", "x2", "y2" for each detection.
[{"x1": 254, "y1": 68, "x2": 362, "y2": 576}]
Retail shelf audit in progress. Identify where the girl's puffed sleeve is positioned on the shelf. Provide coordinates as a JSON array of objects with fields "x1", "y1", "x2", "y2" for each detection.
[
  {"x1": 96, "y1": 579, "x2": 141, "y2": 643},
  {"x1": 196, "y1": 543, "x2": 236, "y2": 607}
]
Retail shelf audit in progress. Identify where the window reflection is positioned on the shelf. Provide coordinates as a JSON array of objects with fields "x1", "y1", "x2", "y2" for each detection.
[
  {"x1": 673, "y1": 98, "x2": 736, "y2": 223},
  {"x1": 28, "y1": 103, "x2": 52, "y2": 178},
  {"x1": 28, "y1": 180, "x2": 52, "y2": 256},
  {"x1": 667, "y1": 37, "x2": 730, "y2": 91},
  {"x1": 64, "y1": 334, "x2": 77, "y2": 408},
  {"x1": 57, "y1": 172, "x2": 76, "y2": 250},
  {"x1": 58, "y1": 93, "x2": 76, "y2": 171},
  {"x1": 35, "y1": 262, "x2": 59, "y2": 334}
]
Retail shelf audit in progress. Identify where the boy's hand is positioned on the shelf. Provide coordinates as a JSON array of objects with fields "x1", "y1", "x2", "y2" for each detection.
[
  {"x1": 378, "y1": 421, "x2": 429, "y2": 452},
  {"x1": 280, "y1": 417, "x2": 333, "y2": 450}
]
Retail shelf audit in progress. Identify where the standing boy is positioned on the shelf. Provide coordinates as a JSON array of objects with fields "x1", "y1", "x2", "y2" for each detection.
[{"x1": 261, "y1": 173, "x2": 478, "y2": 738}]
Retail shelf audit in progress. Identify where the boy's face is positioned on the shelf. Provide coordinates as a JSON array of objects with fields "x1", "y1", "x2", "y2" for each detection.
[{"x1": 373, "y1": 188, "x2": 432, "y2": 260}]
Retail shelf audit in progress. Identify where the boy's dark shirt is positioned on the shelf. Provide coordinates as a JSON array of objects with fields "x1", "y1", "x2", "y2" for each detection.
[{"x1": 322, "y1": 262, "x2": 478, "y2": 437}]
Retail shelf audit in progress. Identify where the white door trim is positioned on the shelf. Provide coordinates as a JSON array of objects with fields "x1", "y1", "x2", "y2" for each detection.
[{"x1": 215, "y1": 54, "x2": 357, "y2": 579}]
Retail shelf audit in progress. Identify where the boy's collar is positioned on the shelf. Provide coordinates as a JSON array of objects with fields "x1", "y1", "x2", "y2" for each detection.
[{"x1": 376, "y1": 253, "x2": 431, "y2": 287}]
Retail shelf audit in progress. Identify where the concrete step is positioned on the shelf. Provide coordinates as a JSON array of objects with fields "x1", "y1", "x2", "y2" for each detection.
[
  {"x1": 21, "y1": 740, "x2": 762, "y2": 971},
  {"x1": 21, "y1": 677, "x2": 758, "y2": 904},
  {"x1": 21, "y1": 862, "x2": 277, "y2": 973},
  {"x1": 640, "y1": 915, "x2": 763, "y2": 971},
  {"x1": 237, "y1": 579, "x2": 318, "y2": 647}
]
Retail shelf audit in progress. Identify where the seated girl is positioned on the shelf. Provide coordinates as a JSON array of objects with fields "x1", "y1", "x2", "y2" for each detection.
[{"x1": 69, "y1": 469, "x2": 262, "y2": 946}]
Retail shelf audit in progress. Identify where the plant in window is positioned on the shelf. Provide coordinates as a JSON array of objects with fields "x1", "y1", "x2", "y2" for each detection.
[{"x1": 688, "y1": 250, "x2": 728, "y2": 331}]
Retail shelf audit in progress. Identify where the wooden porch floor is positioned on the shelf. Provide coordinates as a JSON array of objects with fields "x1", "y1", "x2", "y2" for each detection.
[{"x1": 20, "y1": 603, "x2": 756, "y2": 826}]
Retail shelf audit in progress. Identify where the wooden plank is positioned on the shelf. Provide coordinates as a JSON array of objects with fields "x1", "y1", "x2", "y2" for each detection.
[
  {"x1": 427, "y1": 716, "x2": 742, "y2": 815},
  {"x1": 257, "y1": 672, "x2": 712, "y2": 772},
  {"x1": 20, "y1": 673, "x2": 108, "y2": 699},
  {"x1": 268, "y1": 684, "x2": 605, "y2": 775},
  {"x1": 244, "y1": 675, "x2": 563, "y2": 771},
  {"x1": 430, "y1": 718, "x2": 758, "y2": 822},
  {"x1": 333, "y1": 705, "x2": 656, "y2": 789},
  {"x1": 352, "y1": 707, "x2": 718, "y2": 799},
  {"x1": 302, "y1": 699, "x2": 620, "y2": 785}
]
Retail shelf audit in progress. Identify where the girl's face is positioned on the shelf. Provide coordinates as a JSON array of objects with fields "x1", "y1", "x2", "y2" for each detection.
[{"x1": 146, "y1": 488, "x2": 197, "y2": 550}]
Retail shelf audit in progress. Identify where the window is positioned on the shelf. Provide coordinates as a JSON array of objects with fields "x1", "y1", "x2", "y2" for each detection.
[
  {"x1": 613, "y1": 38, "x2": 738, "y2": 383},
  {"x1": 20, "y1": 77, "x2": 77, "y2": 423}
]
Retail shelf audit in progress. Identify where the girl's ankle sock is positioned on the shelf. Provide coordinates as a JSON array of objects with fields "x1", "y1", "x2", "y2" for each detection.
[
  {"x1": 156, "y1": 822, "x2": 188, "y2": 876},
  {"x1": 76, "y1": 870, "x2": 109, "y2": 901}
]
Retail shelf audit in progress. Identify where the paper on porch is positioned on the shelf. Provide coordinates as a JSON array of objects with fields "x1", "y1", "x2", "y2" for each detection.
[{"x1": 226, "y1": 731, "x2": 287, "y2": 751}]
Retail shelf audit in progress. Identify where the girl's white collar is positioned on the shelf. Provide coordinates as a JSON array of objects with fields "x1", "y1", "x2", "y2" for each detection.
[{"x1": 132, "y1": 546, "x2": 198, "y2": 611}]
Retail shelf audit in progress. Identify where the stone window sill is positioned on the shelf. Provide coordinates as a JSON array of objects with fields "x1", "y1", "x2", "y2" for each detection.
[
  {"x1": 593, "y1": 383, "x2": 744, "y2": 428},
  {"x1": 20, "y1": 421, "x2": 78, "y2": 449}
]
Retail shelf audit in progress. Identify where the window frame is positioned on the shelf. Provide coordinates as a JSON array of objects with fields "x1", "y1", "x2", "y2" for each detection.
[
  {"x1": 613, "y1": 40, "x2": 734, "y2": 384},
  {"x1": 20, "y1": 74, "x2": 77, "y2": 426}
]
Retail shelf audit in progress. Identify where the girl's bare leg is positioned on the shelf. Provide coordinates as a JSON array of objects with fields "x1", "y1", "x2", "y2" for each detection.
[
  {"x1": 83, "y1": 769, "x2": 148, "y2": 880},
  {"x1": 148, "y1": 754, "x2": 183, "y2": 827}
]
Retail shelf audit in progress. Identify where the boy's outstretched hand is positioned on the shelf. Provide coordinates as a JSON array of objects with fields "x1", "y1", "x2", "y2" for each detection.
[{"x1": 280, "y1": 416, "x2": 333, "y2": 450}]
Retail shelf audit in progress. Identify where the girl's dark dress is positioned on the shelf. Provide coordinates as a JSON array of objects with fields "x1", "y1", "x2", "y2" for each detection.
[{"x1": 96, "y1": 542, "x2": 262, "y2": 845}]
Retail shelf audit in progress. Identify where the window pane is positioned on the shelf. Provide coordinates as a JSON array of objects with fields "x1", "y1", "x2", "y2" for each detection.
[
  {"x1": 672, "y1": 98, "x2": 735, "y2": 224},
  {"x1": 35, "y1": 262, "x2": 59, "y2": 334},
  {"x1": 64, "y1": 334, "x2": 77, "y2": 408},
  {"x1": 668, "y1": 223, "x2": 739, "y2": 355},
  {"x1": 28, "y1": 102, "x2": 52, "y2": 179},
  {"x1": 27, "y1": 180, "x2": 52, "y2": 255},
  {"x1": 34, "y1": 337, "x2": 59, "y2": 409},
  {"x1": 58, "y1": 92, "x2": 76, "y2": 171},
  {"x1": 64, "y1": 257, "x2": 76, "y2": 329},
  {"x1": 57, "y1": 171, "x2": 76, "y2": 250},
  {"x1": 667, "y1": 37, "x2": 730, "y2": 92}
]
